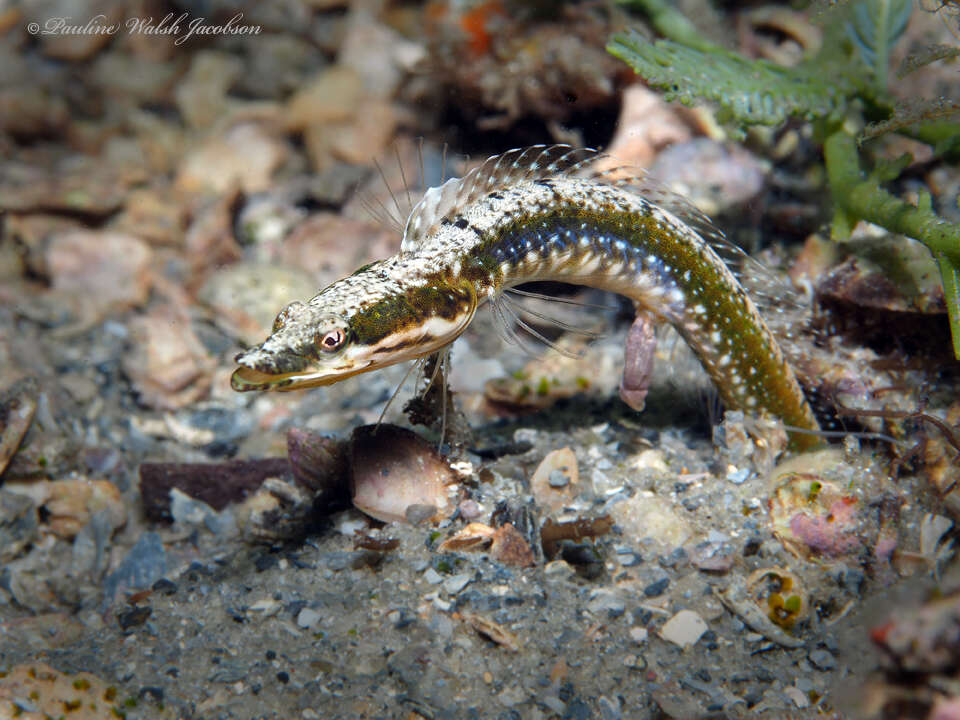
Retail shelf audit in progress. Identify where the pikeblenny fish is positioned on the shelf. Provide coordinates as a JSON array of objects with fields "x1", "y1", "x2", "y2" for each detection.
[{"x1": 231, "y1": 145, "x2": 820, "y2": 449}]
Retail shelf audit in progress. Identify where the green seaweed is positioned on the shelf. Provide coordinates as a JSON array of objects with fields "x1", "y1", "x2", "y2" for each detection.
[{"x1": 608, "y1": 0, "x2": 960, "y2": 358}]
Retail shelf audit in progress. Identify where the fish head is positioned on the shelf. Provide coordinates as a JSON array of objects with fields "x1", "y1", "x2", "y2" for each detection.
[{"x1": 231, "y1": 260, "x2": 477, "y2": 392}]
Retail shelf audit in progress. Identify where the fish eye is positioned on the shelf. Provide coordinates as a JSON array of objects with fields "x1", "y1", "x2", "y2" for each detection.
[{"x1": 317, "y1": 327, "x2": 347, "y2": 353}]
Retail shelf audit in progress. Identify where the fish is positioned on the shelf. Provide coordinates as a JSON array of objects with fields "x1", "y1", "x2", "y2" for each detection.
[{"x1": 231, "y1": 145, "x2": 820, "y2": 449}]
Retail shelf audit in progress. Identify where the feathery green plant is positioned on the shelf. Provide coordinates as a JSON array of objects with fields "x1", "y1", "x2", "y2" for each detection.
[{"x1": 609, "y1": 0, "x2": 960, "y2": 359}]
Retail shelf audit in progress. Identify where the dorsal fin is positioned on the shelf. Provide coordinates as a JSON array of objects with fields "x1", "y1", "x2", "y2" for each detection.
[{"x1": 401, "y1": 145, "x2": 600, "y2": 252}]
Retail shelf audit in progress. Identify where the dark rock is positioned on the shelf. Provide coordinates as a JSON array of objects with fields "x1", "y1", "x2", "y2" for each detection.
[
  {"x1": 117, "y1": 605, "x2": 152, "y2": 630},
  {"x1": 644, "y1": 578, "x2": 669, "y2": 597},
  {"x1": 151, "y1": 578, "x2": 177, "y2": 595}
]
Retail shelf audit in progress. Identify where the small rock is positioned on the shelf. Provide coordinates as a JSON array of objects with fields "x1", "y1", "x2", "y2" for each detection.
[
  {"x1": 808, "y1": 648, "x2": 837, "y2": 671},
  {"x1": 444, "y1": 573, "x2": 473, "y2": 595},
  {"x1": 644, "y1": 577, "x2": 670, "y2": 597},
  {"x1": 117, "y1": 606, "x2": 152, "y2": 631},
  {"x1": 174, "y1": 50, "x2": 244, "y2": 130},
  {"x1": 690, "y1": 540, "x2": 735, "y2": 572},
  {"x1": 122, "y1": 306, "x2": 213, "y2": 411},
  {"x1": 297, "y1": 607, "x2": 323, "y2": 629},
  {"x1": 423, "y1": 568, "x2": 443, "y2": 585},
  {"x1": 458, "y1": 499, "x2": 483, "y2": 520},
  {"x1": 285, "y1": 66, "x2": 363, "y2": 131},
  {"x1": 176, "y1": 123, "x2": 288, "y2": 195},
  {"x1": 588, "y1": 589, "x2": 626, "y2": 618},
  {"x1": 629, "y1": 627, "x2": 648, "y2": 644},
  {"x1": 783, "y1": 686, "x2": 810, "y2": 709},
  {"x1": 45, "y1": 231, "x2": 152, "y2": 323},
  {"x1": 650, "y1": 138, "x2": 768, "y2": 216},
  {"x1": 660, "y1": 609, "x2": 708, "y2": 648}
]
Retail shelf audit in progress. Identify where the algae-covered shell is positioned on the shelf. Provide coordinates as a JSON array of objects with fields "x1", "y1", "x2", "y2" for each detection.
[{"x1": 745, "y1": 567, "x2": 809, "y2": 631}]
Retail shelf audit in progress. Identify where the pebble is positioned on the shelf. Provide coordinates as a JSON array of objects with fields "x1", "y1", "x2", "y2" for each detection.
[
  {"x1": 297, "y1": 608, "x2": 323, "y2": 630},
  {"x1": 783, "y1": 686, "x2": 810, "y2": 708},
  {"x1": 122, "y1": 306, "x2": 213, "y2": 411},
  {"x1": 588, "y1": 589, "x2": 626, "y2": 618},
  {"x1": 444, "y1": 573, "x2": 473, "y2": 595},
  {"x1": 176, "y1": 122, "x2": 288, "y2": 195},
  {"x1": 424, "y1": 568, "x2": 443, "y2": 585},
  {"x1": 45, "y1": 230, "x2": 152, "y2": 323},
  {"x1": 660, "y1": 610, "x2": 708, "y2": 648},
  {"x1": 808, "y1": 648, "x2": 837, "y2": 671},
  {"x1": 629, "y1": 627, "x2": 649, "y2": 644},
  {"x1": 644, "y1": 577, "x2": 670, "y2": 597},
  {"x1": 726, "y1": 467, "x2": 751, "y2": 485},
  {"x1": 597, "y1": 695, "x2": 623, "y2": 720}
]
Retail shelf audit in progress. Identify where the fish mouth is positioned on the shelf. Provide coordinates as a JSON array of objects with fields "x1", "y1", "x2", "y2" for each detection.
[
  {"x1": 231, "y1": 347, "x2": 321, "y2": 392},
  {"x1": 231, "y1": 348, "x2": 374, "y2": 392}
]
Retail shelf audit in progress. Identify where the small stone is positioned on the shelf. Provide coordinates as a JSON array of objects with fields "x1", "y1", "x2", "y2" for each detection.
[
  {"x1": 152, "y1": 579, "x2": 177, "y2": 596},
  {"x1": 45, "y1": 231, "x2": 152, "y2": 323},
  {"x1": 458, "y1": 499, "x2": 483, "y2": 520},
  {"x1": 297, "y1": 607, "x2": 323, "y2": 629},
  {"x1": 808, "y1": 648, "x2": 837, "y2": 671},
  {"x1": 644, "y1": 577, "x2": 670, "y2": 597},
  {"x1": 783, "y1": 686, "x2": 809, "y2": 708},
  {"x1": 424, "y1": 568, "x2": 443, "y2": 585},
  {"x1": 117, "y1": 606, "x2": 152, "y2": 631},
  {"x1": 444, "y1": 573, "x2": 473, "y2": 595},
  {"x1": 588, "y1": 589, "x2": 626, "y2": 618},
  {"x1": 660, "y1": 610, "x2": 708, "y2": 648},
  {"x1": 122, "y1": 306, "x2": 213, "y2": 411},
  {"x1": 548, "y1": 470, "x2": 569, "y2": 488},
  {"x1": 726, "y1": 467, "x2": 751, "y2": 485},
  {"x1": 629, "y1": 627, "x2": 649, "y2": 644},
  {"x1": 597, "y1": 695, "x2": 623, "y2": 720},
  {"x1": 176, "y1": 123, "x2": 288, "y2": 195}
]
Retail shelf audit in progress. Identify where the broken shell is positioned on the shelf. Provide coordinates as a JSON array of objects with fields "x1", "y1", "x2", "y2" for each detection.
[
  {"x1": 745, "y1": 567, "x2": 809, "y2": 631},
  {"x1": 287, "y1": 427, "x2": 350, "y2": 497},
  {"x1": 350, "y1": 424, "x2": 455, "y2": 524},
  {"x1": 437, "y1": 522, "x2": 496, "y2": 553},
  {"x1": 43, "y1": 477, "x2": 127, "y2": 539},
  {"x1": 768, "y1": 471, "x2": 863, "y2": 559},
  {"x1": 490, "y1": 523, "x2": 536, "y2": 568},
  {"x1": 461, "y1": 611, "x2": 519, "y2": 652},
  {"x1": 719, "y1": 574, "x2": 804, "y2": 648},
  {"x1": 529, "y1": 446, "x2": 579, "y2": 515}
]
